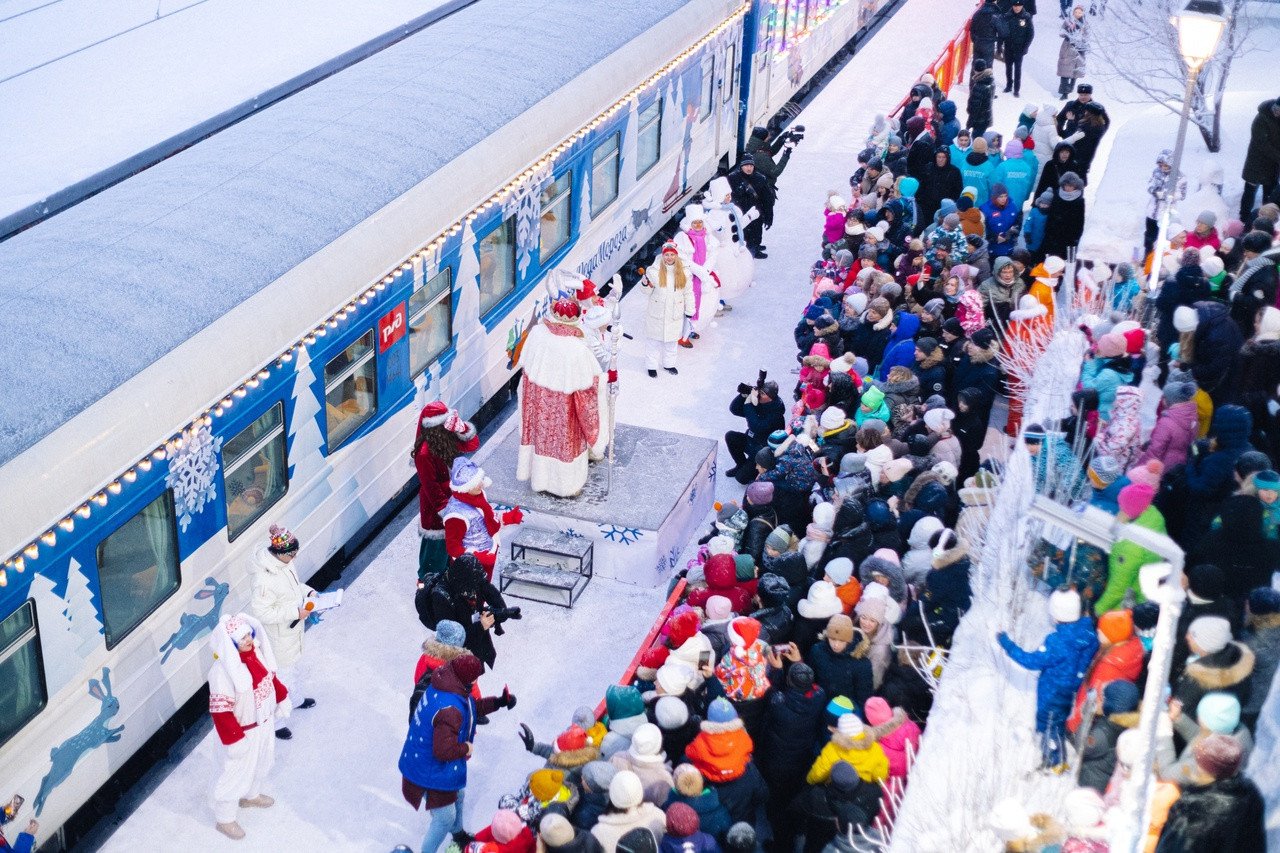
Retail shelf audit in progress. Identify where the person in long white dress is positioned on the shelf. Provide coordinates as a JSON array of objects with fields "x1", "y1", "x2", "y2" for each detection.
[{"x1": 640, "y1": 242, "x2": 696, "y2": 377}]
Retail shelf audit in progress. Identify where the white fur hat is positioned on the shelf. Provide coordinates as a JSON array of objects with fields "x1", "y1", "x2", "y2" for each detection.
[
  {"x1": 813, "y1": 502, "x2": 836, "y2": 529},
  {"x1": 655, "y1": 663, "x2": 694, "y2": 696},
  {"x1": 1173, "y1": 305, "x2": 1199, "y2": 333},
  {"x1": 797, "y1": 581, "x2": 844, "y2": 620},
  {"x1": 630, "y1": 723, "x2": 663, "y2": 757},
  {"x1": 708, "y1": 535, "x2": 736, "y2": 556},
  {"x1": 1043, "y1": 255, "x2": 1066, "y2": 275},
  {"x1": 1049, "y1": 588, "x2": 1082, "y2": 623},
  {"x1": 609, "y1": 771, "x2": 644, "y2": 810},
  {"x1": 820, "y1": 406, "x2": 848, "y2": 431}
]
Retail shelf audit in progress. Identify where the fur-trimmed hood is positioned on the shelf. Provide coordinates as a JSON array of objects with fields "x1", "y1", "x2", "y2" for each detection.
[
  {"x1": 931, "y1": 537, "x2": 969, "y2": 569},
  {"x1": 804, "y1": 352, "x2": 833, "y2": 370},
  {"x1": 698, "y1": 717, "x2": 745, "y2": 735},
  {"x1": 1185, "y1": 642, "x2": 1254, "y2": 688},
  {"x1": 902, "y1": 470, "x2": 944, "y2": 511},
  {"x1": 420, "y1": 638, "x2": 468, "y2": 661},
  {"x1": 830, "y1": 730, "x2": 878, "y2": 751},
  {"x1": 917, "y1": 347, "x2": 944, "y2": 370},
  {"x1": 550, "y1": 743, "x2": 601, "y2": 769},
  {"x1": 815, "y1": 319, "x2": 841, "y2": 338},
  {"x1": 966, "y1": 340, "x2": 1000, "y2": 363},
  {"x1": 1248, "y1": 612, "x2": 1280, "y2": 631}
]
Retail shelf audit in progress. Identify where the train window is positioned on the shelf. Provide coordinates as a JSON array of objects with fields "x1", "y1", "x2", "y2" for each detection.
[
  {"x1": 0, "y1": 601, "x2": 47, "y2": 749},
  {"x1": 222, "y1": 402, "x2": 289, "y2": 541},
  {"x1": 539, "y1": 172, "x2": 573, "y2": 258},
  {"x1": 724, "y1": 45, "x2": 737, "y2": 104},
  {"x1": 478, "y1": 219, "x2": 517, "y2": 316},
  {"x1": 95, "y1": 490, "x2": 181, "y2": 649},
  {"x1": 636, "y1": 101, "x2": 662, "y2": 177},
  {"x1": 699, "y1": 62, "x2": 714, "y2": 121},
  {"x1": 324, "y1": 329, "x2": 378, "y2": 449},
  {"x1": 590, "y1": 133, "x2": 620, "y2": 216},
  {"x1": 409, "y1": 267, "x2": 454, "y2": 377}
]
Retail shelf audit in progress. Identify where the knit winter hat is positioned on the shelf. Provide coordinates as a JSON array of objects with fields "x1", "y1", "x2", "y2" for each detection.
[
  {"x1": 708, "y1": 535, "x2": 736, "y2": 556},
  {"x1": 863, "y1": 696, "x2": 893, "y2": 726},
  {"x1": 1117, "y1": 483, "x2": 1155, "y2": 519},
  {"x1": 1003, "y1": 140, "x2": 1024, "y2": 160},
  {"x1": 942, "y1": 317, "x2": 964, "y2": 337},
  {"x1": 1188, "y1": 564, "x2": 1225, "y2": 600},
  {"x1": 787, "y1": 663, "x2": 815, "y2": 691},
  {"x1": 583, "y1": 760, "x2": 618, "y2": 793},
  {"x1": 609, "y1": 770, "x2": 645, "y2": 809},
  {"x1": 1202, "y1": 255, "x2": 1225, "y2": 277},
  {"x1": 825, "y1": 613, "x2": 855, "y2": 643},
  {"x1": 1132, "y1": 601, "x2": 1160, "y2": 634},
  {"x1": 1249, "y1": 586, "x2": 1280, "y2": 615},
  {"x1": 725, "y1": 823, "x2": 756, "y2": 853},
  {"x1": 1194, "y1": 733, "x2": 1244, "y2": 780},
  {"x1": 837, "y1": 713, "x2": 865, "y2": 738},
  {"x1": 673, "y1": 763, "x2": 704, "y2": 797},
  {"x1": 1188, "y1": 615, "x2": 1232, "y2": 654},
  {"x1": 1036, "y1": 189, "x2": 1054, "y2": 207},
  {"x1": 991, "y1": 182, "x2": 1009, "y2": 200},
  {"x1": 1102, "y1": 680, "x2": 1140, "y2": 715},
  {"x1": 957, "y1": 195, "x2": 974, "y2": 212},
  {"x1": 1173, "y1": 305, "x2": 1199, "y2": 333},
  {"x1": 452, "y1": 654, "x2": 484, "y2": 686},
  {"x1": 630, "y1": 723, "x2": 663, "y2": 758},
  {"x1": 707, "y1": 697, "x2": 738, "y2": 723},
  {"x1": 942, "y1": 212, "x2": 961, "y2": 229},
  {"x1": 972, "y1": 137, "x2": 988, "y2": 154},
  {"x1": 1125, "y1": 460, "x2": 1163, "y2": 489},
  {"x1": 745, "y1": 480, "x2": 774, "y2": 505},
  {"x1": 1197, "y1": 692, "x2": 1241, "y2": 734},
  {"x1": 1049, "y1": 588, "x2": 1082, "y2": 623},
  {"x1": 1098, "y1": 609, "x2": 1133, "y2": 644},
  {"x1": 924, "y1": 407, "x2": 954, "y2": 432},
  {"x1": 539, "y1": 814, "x2": 576, "y2": 849},
  {"x1": 530, "y1": 769, "x2": 566, "y2": 803},
  {"x1": 1096, "y1": 332, "x2": 1127, "y2": 358},
  {"x1": 820, "y1": 406, "x2": 848, "y2": 431},
  {"x1": 705, "y1": 595, "x2": 733, "y2": 620},
  {"x1": 655, "y1": 696, "x2": 689, "y2": 730},
  {"x1": 435, "y1": 620, "x2": 466, "y2": 648},
  {"x1": 916, "y1": 336, "x2": 940, "y2": 355},
  {"x1": 1087, "y1": 455, "x2": 1122, "y2": 488},
  {"x1": 1162, "y1": 380, "x2": 1197, "y2": 405},
  {"x1": 1063, "y1": 788, "x2": 1106, "y2": 831},
  {"x1": 666, "y1": 803, "x2": 700, "y2": 838},
  {"x1": 1257, "y1": 306, "x2": 1280, "y2": 341},
  {"x1": 491, "y1": 809, "x2": 524, "y2": 844},
  {"x1": 1060, "y1": 171, "x2": 1083, "y2": 190},
  {"x1": 1196, "y1": 209, "x2": 1218, "y2": 228},
  {"x1": 764, "y1": 526, "x2": 792, "y2": 553},
  {"x1": 556, "y1": 725, "x2": 588, "y2": 753},
  {"x1": 805, "y1": 304, "x2": 825, "y2": 321},
  {"x1": 1180, "y1": 247, "x2": 1203, "y2": 267},
  {"x1": 656, "y1": 664, "x2": 695, "y2": 696},
  {"x1": 825, "y1": 557, "x2": 855, "y2": 586},
  {"x1": 756, "y1": 573, "x2": 790, "y2": 607},
  {"x1": 798, "y1": 581, "x2": 844, "y2": 620},
  {"x1": 606, "y1": 684, "x2": 646, "y2": 721}
]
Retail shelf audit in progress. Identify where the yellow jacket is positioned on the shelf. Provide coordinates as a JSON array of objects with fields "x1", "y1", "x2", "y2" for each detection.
[{"x1": 805, "y1": 732, "x2": 890, "y2": 784}]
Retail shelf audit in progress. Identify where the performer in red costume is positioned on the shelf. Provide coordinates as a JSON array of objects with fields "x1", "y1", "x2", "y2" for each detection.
[{"x1": 413, "y1": 402, "x2": 480, "y2": 579}]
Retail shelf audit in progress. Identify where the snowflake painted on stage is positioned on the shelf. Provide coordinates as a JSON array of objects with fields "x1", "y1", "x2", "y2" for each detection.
[
  {"x1": 503, "y1": 163, "x2": 553, "y2": 277},
  {"x1": 598, "y1": 524, "x2": 643, "y2": 544},
  {"x1": 165, "y1": 425, "x2": 223, "y2": 532},
  {"x1": 657, "y1": 544, "x2": 682, "y2": 574},
  {"x1": 559, "y1": 528, "x2": 586, "y2": 539},
  {"x1": 688, "y1": 483, "x2": 698, "y2": 504}
]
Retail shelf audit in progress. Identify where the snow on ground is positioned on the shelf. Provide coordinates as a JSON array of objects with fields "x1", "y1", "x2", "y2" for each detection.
[
  {"x1": 0, "y1": 0, "x2": 459, "y2": 223},
  {"x1": 96, "y1": 0, "x2": 974, "y2": 848}
]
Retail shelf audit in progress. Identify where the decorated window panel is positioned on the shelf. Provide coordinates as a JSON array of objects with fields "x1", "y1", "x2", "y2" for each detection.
[
  {"x1": 590, "y1": 133, "x2": 620, "y2": 216},
  {"x1": 222, "y1": 402, "x2": 289, "y2": 541},
  {"x1": 637, "y1": 101, "x2": 662, "y2": 177},
  {"x1": 699, "y1": 61, "x2": 714, "y2": 120},
  {"x1": 724, "y1": 44, "x2": 737, "y2": 104},
  {"x1": 0, "y1": 601, "x2": 47, "y2": 748},
  {"x1": 409, "y1": 267, "x2": 454, "y2": 377},
  {"x1": 539, "y1": 172, "x2": 573, "y2": 258},
  {"x1": 323, "y1": 329, "x2": 378, "y2": 449},
  {"x1": 477, "y1": 218, "x2": 517, "y2": 317},
  {"x1": 95, "y1": 491, "x2": 182, "y2": 649}
]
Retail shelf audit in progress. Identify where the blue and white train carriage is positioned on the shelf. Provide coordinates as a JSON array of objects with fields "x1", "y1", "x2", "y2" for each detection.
[{"x1": 0, "y1": 0, "x2": 897, "y2": 844}]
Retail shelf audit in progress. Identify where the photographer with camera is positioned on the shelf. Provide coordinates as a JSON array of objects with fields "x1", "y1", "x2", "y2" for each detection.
[
  {"x1": 725, "y1": 373, "x2": 785, "y2": 484},
  {"x1": 745, "y1": 125, "x2": 799, "y2": 189},
  {"x1": 728, "y1": 156, "x2": 773, "y2": 259},
  {"x1": 418, "y1": 554, "x2": 520, "y2": 673}
]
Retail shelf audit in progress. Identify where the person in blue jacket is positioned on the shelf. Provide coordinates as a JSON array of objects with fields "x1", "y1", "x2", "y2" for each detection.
[
  {"x1": 981, "y1": 183, "x2": 1022, "y2": 259},
  {"x1": 400, "y1": 655, "x2": 516, "y2": 853},
  {"x1": 0, "y1": 816, "x2": 37, "y2": 853},
  {"x1": 997, "y1": 589, "x2": 1099, "y2": 769},
  {"x1": 1022, "y1": 191, "x2": 1051, "y2": 258},
  {"x1": 992, "y1": 140, "x2": 1036, "y2": 209},
  {"x1": 876, "y1": 312, "x2": 922, "y2": 380},
  {"x1": 937, "y1": 100, "x2": 962, "y2": 146}
]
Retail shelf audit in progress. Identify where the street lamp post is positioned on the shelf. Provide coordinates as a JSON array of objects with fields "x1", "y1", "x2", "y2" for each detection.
[{"x1": 1144, "y1": 0, "x2": 1228, "y2": 296}]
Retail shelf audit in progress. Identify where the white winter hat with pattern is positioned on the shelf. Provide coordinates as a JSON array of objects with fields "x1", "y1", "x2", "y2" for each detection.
[{"x1": 1049, "y1": 588, "x2": 1082, "y2": 623}]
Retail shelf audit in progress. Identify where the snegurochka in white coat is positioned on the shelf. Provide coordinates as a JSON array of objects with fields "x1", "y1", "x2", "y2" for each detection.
[
  {"x1": 640, "y1": 242, "x2": 696, "y2": 376},
  {"x1": 249, "y1": 524, "x2": 314, "y2": 734}
]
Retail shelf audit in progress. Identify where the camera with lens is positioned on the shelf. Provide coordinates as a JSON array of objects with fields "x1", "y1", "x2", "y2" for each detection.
[
  {"x1": 779, "y1": 125, "x2": 806, "y2": 146},
  {"x1": 485, "y1": 605, "x2": 523, "y2": 636}
]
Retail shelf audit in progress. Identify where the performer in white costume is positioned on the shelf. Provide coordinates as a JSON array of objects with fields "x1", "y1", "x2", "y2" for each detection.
[
  {"x1": 673, "y1": 205, "x2": 721, "y2": 337},
  {"x1": 702, "y1": 176, "x2": 756, "y2": 301},
  {"x1": 516, "y1": 296, "x2": 610, "y2": 497},
  {"x1": 641, "y1": 242, "x2": 697, "y2": 377}
]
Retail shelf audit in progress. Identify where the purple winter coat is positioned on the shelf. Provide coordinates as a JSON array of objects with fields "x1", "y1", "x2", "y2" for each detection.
[{"x1": 1135, "y1": 401, "x2": 1198, "y2": 470}]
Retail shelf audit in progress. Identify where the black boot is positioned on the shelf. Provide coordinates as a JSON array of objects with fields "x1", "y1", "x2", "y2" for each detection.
[
  {"x1": 664, "y1": 367, "x2": 679, "y2": 375},
  {"x1": 275, "y1": 727, "x2": 292, "y2": 740},
  {"x1": 298, "y1": 698, "x2": 316, "y2": 710}
]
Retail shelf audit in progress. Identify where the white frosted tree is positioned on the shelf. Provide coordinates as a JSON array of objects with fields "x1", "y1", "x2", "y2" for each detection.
[
  {"x1": 285, "y1": 344, "x2": 333, "y2": 521},
  {"x1": 27, "y1": 572, "x2": 87, "y2": 694},
  {"x1": 1092, "y1": 0, "x2": 1256, "y2": 152},
  {"x1": 63, "y1": 557, "x2": 103, "y2": 659}
]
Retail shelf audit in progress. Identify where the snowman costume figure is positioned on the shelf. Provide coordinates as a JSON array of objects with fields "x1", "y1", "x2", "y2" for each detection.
[
  {"x1": 208, "y1": 613, "x2": 289, "y2": 840},
  {"x1": 673, "y1": 204, "x2": 721, "y2": 336},
  {"x1": 702, "y1": 176, "x2": 756, "y2": 301}
]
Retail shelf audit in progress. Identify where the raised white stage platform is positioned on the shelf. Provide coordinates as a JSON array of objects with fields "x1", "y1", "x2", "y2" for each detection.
[{"x1": 474, "y1": 419, "x2": 717, "y2": 586}]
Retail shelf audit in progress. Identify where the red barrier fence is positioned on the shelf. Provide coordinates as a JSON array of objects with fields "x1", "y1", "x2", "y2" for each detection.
[
  {"x1": 594, "y1": 578, "x2": 688, "y2": 720},
  {"x1": 891, "y1": 18, "x2": 973, "y2": 118}
]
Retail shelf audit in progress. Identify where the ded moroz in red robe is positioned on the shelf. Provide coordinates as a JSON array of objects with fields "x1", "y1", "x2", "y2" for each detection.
[{"x1": 516, "y1": 309, "x2": 609, "y2": 497}]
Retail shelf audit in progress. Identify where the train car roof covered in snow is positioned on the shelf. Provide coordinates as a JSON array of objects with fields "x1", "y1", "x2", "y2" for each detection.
[{"x1": 0, "y1": 0, "x2": 730, "y2": 543}]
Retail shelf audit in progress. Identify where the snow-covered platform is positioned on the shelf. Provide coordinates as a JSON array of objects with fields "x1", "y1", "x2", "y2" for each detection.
[{"x1": 476, "y1": 420, "x2": 717, "y2": 586}]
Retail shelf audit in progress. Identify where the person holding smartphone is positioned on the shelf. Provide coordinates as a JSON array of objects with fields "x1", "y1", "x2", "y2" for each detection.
[{"x1": 250, "y1": 524, "x2": 316, "y2": 741}]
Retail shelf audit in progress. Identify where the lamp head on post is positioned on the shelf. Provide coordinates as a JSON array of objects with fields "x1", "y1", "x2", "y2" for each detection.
[{"x1": 1172, "y1": 0, "x2": 1227, "y2": 70}]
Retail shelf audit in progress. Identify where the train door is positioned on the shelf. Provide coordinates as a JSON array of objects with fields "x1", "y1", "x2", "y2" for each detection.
[{"x1": 718, "y1": 41, "x2": 737, "y2": 159}]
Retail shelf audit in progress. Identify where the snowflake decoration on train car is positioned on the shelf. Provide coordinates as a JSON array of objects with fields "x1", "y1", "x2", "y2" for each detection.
[
  {"x1": 599, "y1": 524, "x2": 642, "y2": 544},
  {"x1": 503, "y1": 163, "x2": 553, "y2": 277},
  {"x1": 165, "y1": 425, "x2": 224, "y2": 532}
]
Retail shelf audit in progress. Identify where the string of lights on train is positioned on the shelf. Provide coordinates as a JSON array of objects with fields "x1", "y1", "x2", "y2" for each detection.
[{"x1": 0, "y1": 3, "x2": 753, "y2": 587}]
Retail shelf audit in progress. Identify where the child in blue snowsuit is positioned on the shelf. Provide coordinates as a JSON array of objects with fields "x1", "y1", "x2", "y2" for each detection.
[{"x1": 997, "y1": 589, "x2": 1099, "y2": 769}]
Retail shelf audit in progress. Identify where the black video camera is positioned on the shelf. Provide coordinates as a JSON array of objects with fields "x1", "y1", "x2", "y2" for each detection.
[
  {"x1": 779, "y1": 125, "x2": 806, "y2": 145},
  {"x1": 485, "y1": 605, "x2": 523, "y2": 636},
  {"x1": 739, "y1": 368, "x2": 768, "y2": 398}
]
